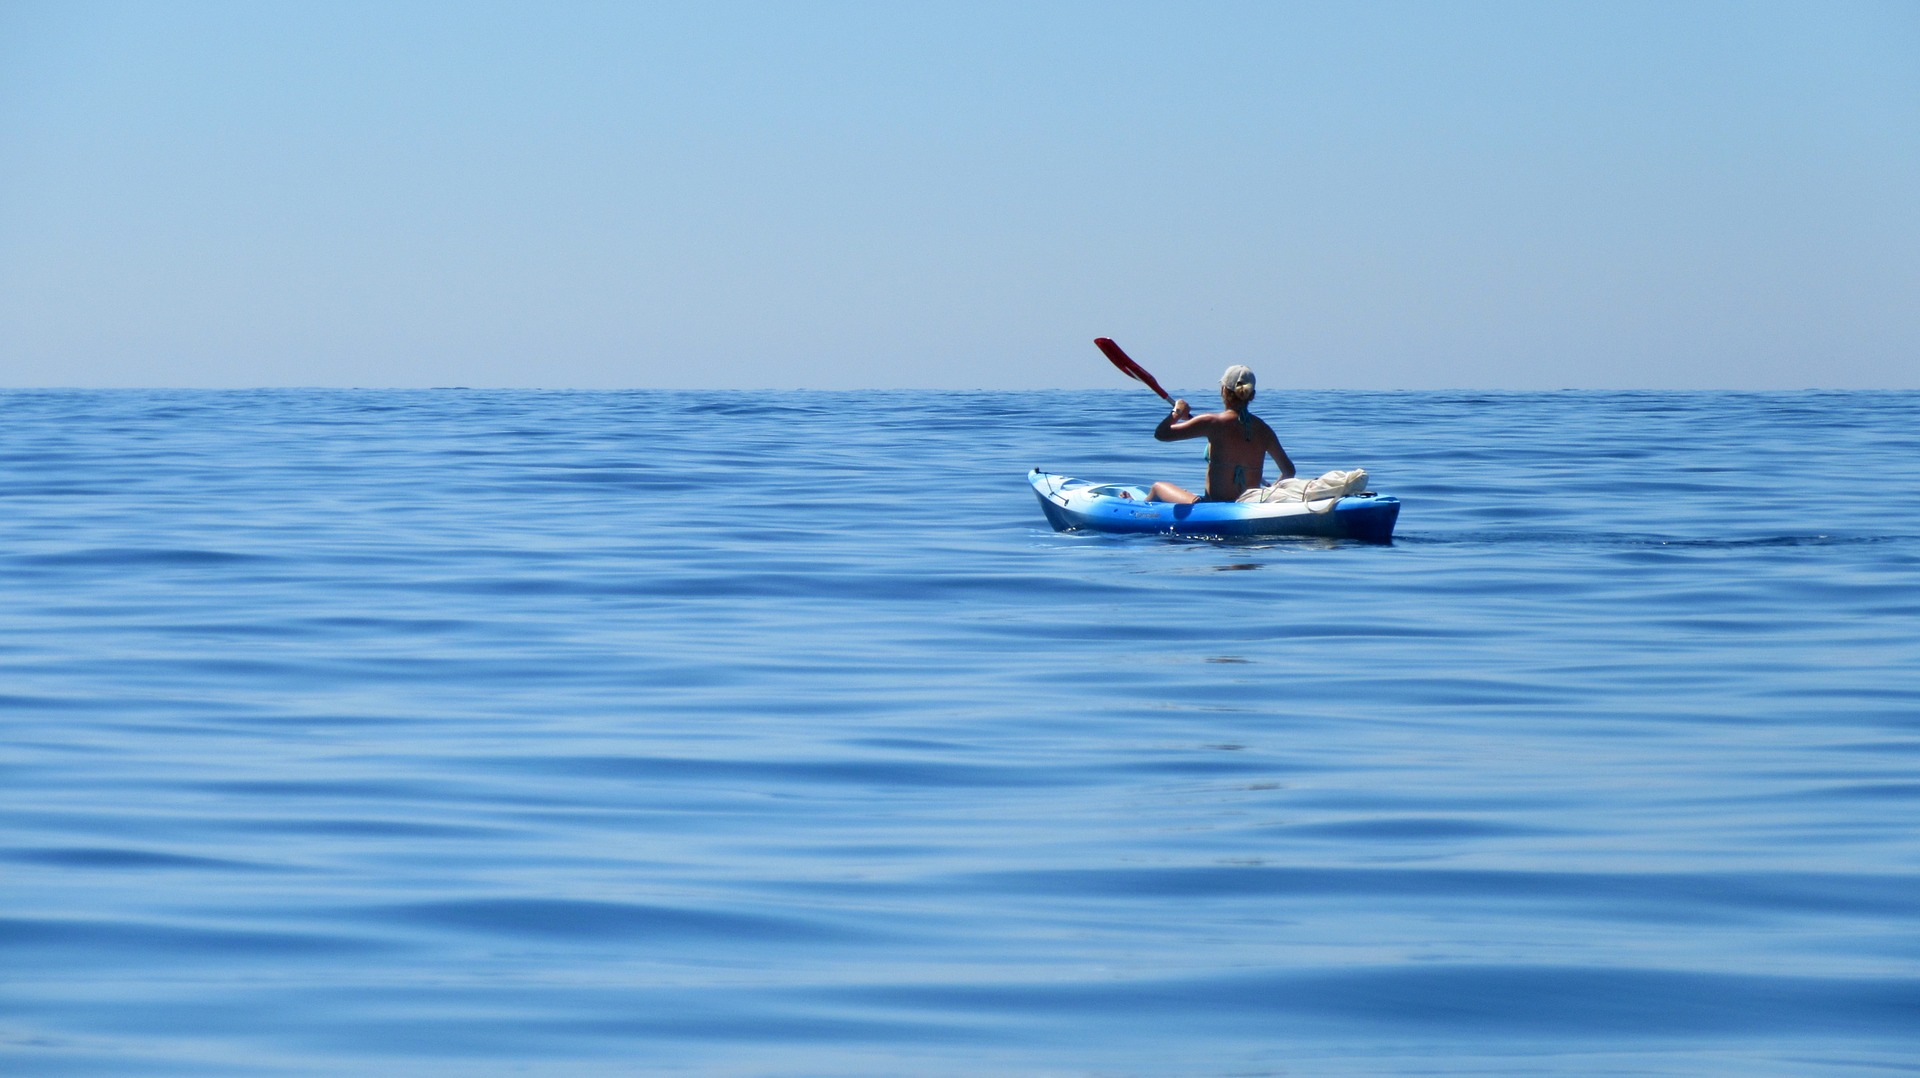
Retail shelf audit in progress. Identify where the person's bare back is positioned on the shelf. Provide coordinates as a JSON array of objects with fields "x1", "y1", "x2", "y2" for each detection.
[{"x1": 1148, "y1": 365, "x2": 1294, "y2": 503}]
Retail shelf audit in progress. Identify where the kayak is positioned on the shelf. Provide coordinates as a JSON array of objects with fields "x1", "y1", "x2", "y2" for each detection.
[{"x1": 1029, "y1": 469, "x2": 1400, "y2": 542}]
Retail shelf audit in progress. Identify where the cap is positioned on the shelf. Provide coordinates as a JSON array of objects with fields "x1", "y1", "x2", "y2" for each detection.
[{"x1": 1220, "y1": 365, "x2": 1255, "y2": 393}]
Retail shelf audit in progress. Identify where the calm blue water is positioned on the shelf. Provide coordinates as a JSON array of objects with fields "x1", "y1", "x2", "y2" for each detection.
[{"x1": 3, "y1": 389, "x2": 1918, "y2": 1076}]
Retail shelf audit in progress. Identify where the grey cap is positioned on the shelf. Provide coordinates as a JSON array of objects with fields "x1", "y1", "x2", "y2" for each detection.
[{"x1": 1220, "y1": 365, "x2": 1255, "y2": 392}]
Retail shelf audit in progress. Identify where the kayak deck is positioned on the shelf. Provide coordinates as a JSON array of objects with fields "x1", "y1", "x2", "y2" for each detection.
[{"x1": 1029, "y1": 469, "x2": 1400, "y2": 542}]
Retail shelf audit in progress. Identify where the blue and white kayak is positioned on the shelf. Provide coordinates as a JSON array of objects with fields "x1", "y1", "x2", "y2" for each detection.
[{"x1": 1029, "y1": 469, "x2": 1400, "y2": 542}]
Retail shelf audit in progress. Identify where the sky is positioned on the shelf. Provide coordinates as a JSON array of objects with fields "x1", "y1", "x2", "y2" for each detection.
[{"x1": 1, "y1": 1, "x2": 1915, "y2": 390}]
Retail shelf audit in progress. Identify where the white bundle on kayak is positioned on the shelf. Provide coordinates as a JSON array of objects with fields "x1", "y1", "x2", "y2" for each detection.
[{"x1": 1236, "y1": 468, "x2": 1370, "y2": 506}]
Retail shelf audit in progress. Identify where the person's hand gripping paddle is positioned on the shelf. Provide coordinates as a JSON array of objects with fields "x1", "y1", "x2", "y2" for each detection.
[{"x1": 1094, "y1": 338, "x2": 1175, "y2": 405}]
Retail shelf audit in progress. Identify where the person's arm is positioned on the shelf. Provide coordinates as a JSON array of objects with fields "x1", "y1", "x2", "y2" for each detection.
[
  {"x1": 1264, "y1": 421, "x2": 1296, "y2": 479},
  {"x1": 1154, "y1": 400, "x2": 1204, "y2": 441}
]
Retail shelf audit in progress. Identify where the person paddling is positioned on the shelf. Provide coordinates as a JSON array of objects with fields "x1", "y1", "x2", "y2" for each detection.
[{"x1": 1148, "y1": 365, "x2": 1295, "y2": 503}]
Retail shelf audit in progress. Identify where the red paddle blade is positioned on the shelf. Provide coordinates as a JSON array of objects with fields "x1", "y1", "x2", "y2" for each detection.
[{"x1": 1094, "y1": 337, "x2": 1173, "y2": 403}]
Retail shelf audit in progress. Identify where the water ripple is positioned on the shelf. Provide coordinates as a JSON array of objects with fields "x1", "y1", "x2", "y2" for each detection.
[{"x1": 1, "y1": 389, "x2": 1916, "y2": 1074}]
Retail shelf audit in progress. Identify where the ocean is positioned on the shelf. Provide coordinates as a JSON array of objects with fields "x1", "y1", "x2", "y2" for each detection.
[{"x1": 2, "y1": 388, "x2": 1917, "y2": 1075}]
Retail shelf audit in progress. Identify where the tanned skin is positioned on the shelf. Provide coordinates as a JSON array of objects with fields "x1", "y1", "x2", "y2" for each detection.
[{"x1": 1148, "y1": 387, "x2": 1295, "y2": 503}]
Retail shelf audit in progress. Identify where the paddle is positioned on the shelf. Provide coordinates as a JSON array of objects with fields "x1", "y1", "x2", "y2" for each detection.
[{"x1": 1094, "y1": 337, "x2": 1174, "y2": 404}]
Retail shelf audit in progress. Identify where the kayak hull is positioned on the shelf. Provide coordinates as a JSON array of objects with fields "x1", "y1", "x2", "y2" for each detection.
[{"x1": 1029, "y1": 470, "x2": 1400, "y2": 543}]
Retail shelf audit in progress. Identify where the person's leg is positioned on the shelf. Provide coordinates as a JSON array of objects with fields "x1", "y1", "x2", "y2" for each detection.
[{"x1": 1148, "y1": 482, "x2": 1199, "y2": 504}]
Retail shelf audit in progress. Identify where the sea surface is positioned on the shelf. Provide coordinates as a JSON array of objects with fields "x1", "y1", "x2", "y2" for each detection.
[{"x1": 2, "y1": 388, "x2": 1918, "y2": 1076}]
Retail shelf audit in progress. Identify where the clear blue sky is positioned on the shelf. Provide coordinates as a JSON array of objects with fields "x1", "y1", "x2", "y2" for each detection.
[{"x1": 2, "y1": 1, "x2": 1915, "y2": 389}]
